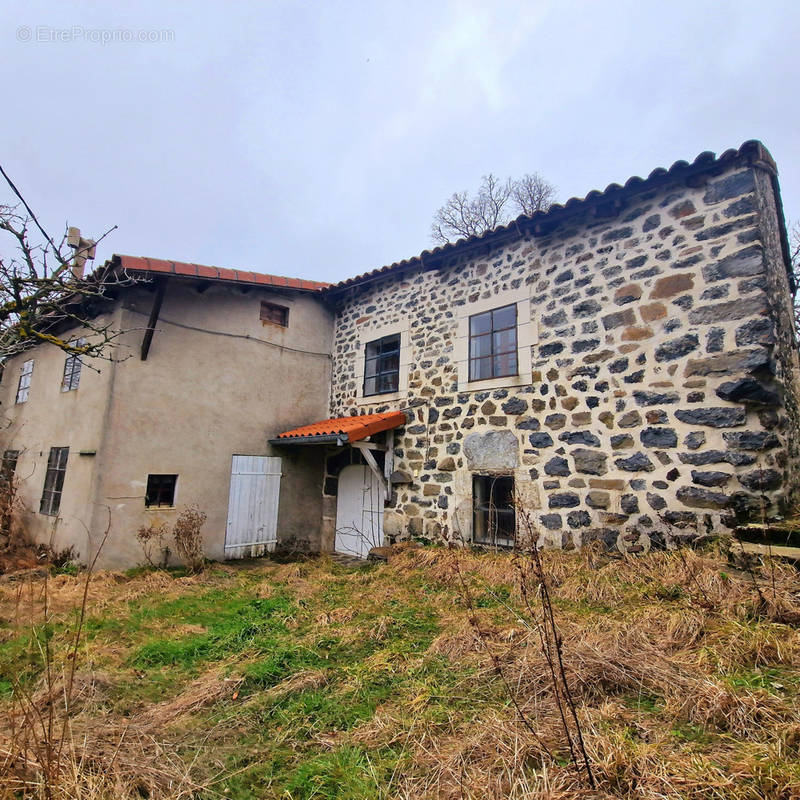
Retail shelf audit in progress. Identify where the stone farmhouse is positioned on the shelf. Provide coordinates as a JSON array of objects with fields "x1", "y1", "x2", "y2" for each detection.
[{"x1": 1, "y1": 140, "x2": 798, "y2": 565}]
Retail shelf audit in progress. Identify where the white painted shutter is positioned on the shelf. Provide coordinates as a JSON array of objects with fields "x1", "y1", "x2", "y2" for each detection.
[{"x1": 224, "y1": 455, "x2": 281, "y2": 559}]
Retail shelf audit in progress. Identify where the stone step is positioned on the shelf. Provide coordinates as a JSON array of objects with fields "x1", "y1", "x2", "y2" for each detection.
[
  {"x1": 733, "y1": 540, "x2": 800, "y2": 561},
  {"x1": 329, "y1": 551, "x2": 368, "y2": 567}
]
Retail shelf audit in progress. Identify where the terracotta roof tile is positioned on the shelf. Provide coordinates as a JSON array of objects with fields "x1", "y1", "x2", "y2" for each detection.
[
  {"x1": 275, "y1": 411, "x2": 407, "y2": 443},
  {"x1": 114, "y1": 254, "x2": 330, "y2": 292}
]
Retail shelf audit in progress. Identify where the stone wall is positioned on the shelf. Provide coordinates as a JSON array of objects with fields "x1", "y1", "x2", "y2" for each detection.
[{"x1": 327, "y1": 157, "x2": 798, "y2": 551}]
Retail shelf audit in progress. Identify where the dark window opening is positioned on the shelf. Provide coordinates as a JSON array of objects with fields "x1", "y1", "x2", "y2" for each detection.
[
  {"x1": 62, "y1": 337, "x2": 87, "y2": 392},
  {"x1": 2, "y1": 450, "x2": 19, "y2": 485},
  {"x1": 145, "y1": 474, "x2": 177, "y2": 507},
  {"x1": 473, "y1": 475, "x2": 515, "y2": 547},
  {"x1": 16, "y1": 360, "x2": 34, "y2": 404},
  {"x1": 260, "y1": 301, "x2": 289, "y2": 327},
  {"x1": 40, "y1": 447, "x2": 69, "y2": 516},
  {"x1": 363, "y1": 334, "x2": 400, "y2": 396},
  {"x1": 468, "y1": 304, "x2": 518, "y2": 382}
]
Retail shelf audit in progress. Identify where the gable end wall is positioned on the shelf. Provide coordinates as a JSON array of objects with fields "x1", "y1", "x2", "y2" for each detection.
[{"x1": 329, "y1": 160, "x2": 798, "y2": 551}]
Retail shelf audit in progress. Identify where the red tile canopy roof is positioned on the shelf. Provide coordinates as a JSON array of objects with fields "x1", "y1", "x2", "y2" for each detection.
[
  {"x1": 112, "y1": 254, "x2": 330, "y2": 292},
  {"x1": 273, "y1": 411, "x2": 406, "y2": 444}
]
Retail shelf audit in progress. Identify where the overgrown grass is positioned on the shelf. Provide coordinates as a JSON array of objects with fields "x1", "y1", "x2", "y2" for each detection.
[{"x1": 0, "y1": 544, "x2": 798, "y2": 799}]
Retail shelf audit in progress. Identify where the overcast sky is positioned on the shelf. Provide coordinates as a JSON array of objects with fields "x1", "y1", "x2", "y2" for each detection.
[{"x1": 3, "y1": 1, "x2": 799, "y2": 284}]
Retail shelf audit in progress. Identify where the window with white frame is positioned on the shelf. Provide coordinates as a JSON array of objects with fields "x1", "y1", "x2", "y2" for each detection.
[
  {"x1": 61, "y1": 338, "x2": 87, "y2": 392},
  {"x1": 455, "y1": 290, "x2": 535, "y2": 391},
  {"x1": 363, "y1": 334, "x2": 401, "y2": 397},
  {"x1": 355, "y1": 319, "x2": 411, "y2": 404},
  {"x1": 16, "y1": 360, "x2": 34, "y2": 404},
  {"x1": 40, "y1": 447, "x2": 69, "y2": 516},
  {"x1": 469, "y1": 304, "x2": 518, "y2": 381}
]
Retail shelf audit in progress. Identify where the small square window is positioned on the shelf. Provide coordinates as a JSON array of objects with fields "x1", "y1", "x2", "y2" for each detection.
[
  {"x1": 473, "y1": 475, "x2": 515, "y2": 547},
  {"x1": 260, "y1": 301, "x2": 289, "y2": 327},
  {"x1": 363, "y1": 334, "x2": 400, "y2": 397},
  {"x1": 468, "y1": 304, "x2": 518, "y2": 382},
  {"x1": 2, "y1": 449, "x2": 19, "y2": 485},
  {"x1": 62, "y1": 338, "x2": 87, "y2": 392},
  {"x1": 145, "y1": 474, "x2": 177, "y2": 508},
  {"x1": 40, "y1": 447, "x2": 69, "y2": 516},
  {"x1": 16, "y1": 360, "x2": 34, "y2": 404}
]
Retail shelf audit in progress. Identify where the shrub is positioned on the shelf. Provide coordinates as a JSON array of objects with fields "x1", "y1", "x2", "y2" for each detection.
[
  {"x1": 136, "y1": 519, "x2": 170, "y2": 568},
  {"x1": 172, "y1": 506, "x2": 207, "y2": 573}
]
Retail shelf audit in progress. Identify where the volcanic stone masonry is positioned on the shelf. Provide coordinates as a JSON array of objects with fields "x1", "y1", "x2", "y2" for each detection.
[{"x1": 326, "y1": 147, "x2": 800, "y2": 553}]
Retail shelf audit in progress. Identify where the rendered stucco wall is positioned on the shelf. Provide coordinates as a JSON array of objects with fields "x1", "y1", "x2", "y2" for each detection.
[
  {"x1": 0, "y1": 281, "x2": 333, "y2": 567},
  {"x1": 0, "y1": 310, "x2": 120, "y2": 560},
  {"x1": 329, "y1": 160, "x2": 798, "y2": 552}
]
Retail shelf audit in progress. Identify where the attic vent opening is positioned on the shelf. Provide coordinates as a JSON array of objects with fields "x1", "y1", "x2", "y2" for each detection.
[{"x1": 260, "y1": 301, "x2": 289, "y2": 328}]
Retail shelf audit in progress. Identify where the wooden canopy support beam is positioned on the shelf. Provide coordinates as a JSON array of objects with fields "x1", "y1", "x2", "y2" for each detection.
[
  {"x1": 140, "y1": 277, "x2": 167, "y2": 361},
  {"x1": 352, "y1": 441, "x2": 389, "y2": 494}
]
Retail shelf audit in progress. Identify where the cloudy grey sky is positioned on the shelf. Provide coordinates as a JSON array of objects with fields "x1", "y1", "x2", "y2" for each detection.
[{"x1": 3, "y1": 0, "x2": 799, "y2": 284}]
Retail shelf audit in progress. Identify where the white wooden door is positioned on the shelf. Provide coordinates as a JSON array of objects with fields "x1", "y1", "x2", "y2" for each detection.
[
  {"x1": 335, "y1": 464, "x2": 384, "y2": 559},
  {"x1": 224, "y1": 455, "x2": 281, "y2": 559}
]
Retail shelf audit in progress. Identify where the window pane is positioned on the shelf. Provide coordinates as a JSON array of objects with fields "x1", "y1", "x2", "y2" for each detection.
[
  {"x1": 491, "y1": 476, "x2": 515, "y2": 508},
  {"x1": 470, "y1": 356, "x2": 493, "y2": 381},
  {"x1": 379, "y1": 353, "x2": 400, "y2": 373},
  {"x1": 470, "y1": 311, "x2": 492, "y2": 336},
  {"x1": 492, "y1": 304, "x2": 517, "y2": 330},
  {"x1": 378, "y1": 373, "x2": 398, "y2": 393},
  {"x1": 493, "y1": 329, "x2": 517, "y2": 354},
  {"x1": 494, "y1": 352, "x2": 517, "y2": 377},
  {"x1": 364, "y1": 357, "x2": 379, "y2": 378},
  {"x1": 378, "y1": 336, "x2": 400, "y2": 355},
  {"x1": 363, "y1": 376, "x2": 377, "y2": 396},
  {"x1": 16, "y1": 361, "x2": 33, "y2": 403},
  {"x1": 469, "y1": 334, "x2": 492, "y2": 359}
]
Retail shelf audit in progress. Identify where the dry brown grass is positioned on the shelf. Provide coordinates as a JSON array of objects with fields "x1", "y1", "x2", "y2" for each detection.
[
  {"x1": 1, "y1": 541, "x2": 798, "y2": 799},
  {"x1": 377, "y1": 543, "x2": 800, "y2": 799}
]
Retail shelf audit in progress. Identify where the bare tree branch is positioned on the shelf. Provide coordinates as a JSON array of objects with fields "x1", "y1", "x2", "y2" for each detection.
[
  {"x1": 431, "y1": 172, "x2": 557, "y2": 245},
  {"x1": 0, "y1": 167, "x2": 130, "y2": 361},
  {"x1": 512, "y1": 172, "x2": 558, "y2": 217},
  {"x1": 790, "y1": 219, "x2": 800, "y2": 347}
]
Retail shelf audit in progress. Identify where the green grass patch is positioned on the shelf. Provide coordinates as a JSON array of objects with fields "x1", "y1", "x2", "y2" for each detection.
[
  {"x1": 131, "y1": 594, "x2": 294, "y2": 669},
  {"x1": 283, "y1": 746, "x2": 386, "y2": 800},
  {"x1": 623, "y1": 691, "x2": 663, "y2": 714},
  {"x1": 671, "y1": 722, "x2": 713, "y2": 744}
]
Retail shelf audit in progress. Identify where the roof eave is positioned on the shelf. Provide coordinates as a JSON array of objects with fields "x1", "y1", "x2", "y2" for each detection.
[
  {"x1": 323, "y1": 139, "x2": 782, "y2": 296},
  {"x1": 269, "y1": 433, "x2": 348, "y2": 446}
]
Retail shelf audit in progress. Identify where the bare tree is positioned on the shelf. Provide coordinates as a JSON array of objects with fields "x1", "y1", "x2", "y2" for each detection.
[
  {"x1": 0, "y1": 165, "x2": 129, "y2": 361},
  {"x1": 431, "y1": 172, "x2": 556, "y2": 245},
  {"x1": 790, "y1": 219, "x2": 800, "y2": 344}
]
